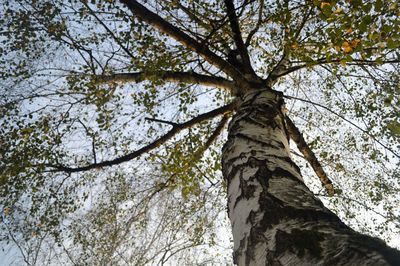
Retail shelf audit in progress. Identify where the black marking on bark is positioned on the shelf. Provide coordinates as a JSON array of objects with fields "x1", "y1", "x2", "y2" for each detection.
[
  {"x1": 266, "y1": 252, "x2": 284, "y2": 266},
  {"x1": 228, "y1": 120, "x2": 244, "y2": 137},
  {"x1": 234, "y1": 236, "x2": 248, "y2": 265},
  {"x1": 224, "y1": 150, "x2": 294, "y2": 169},
  {"x1": 275, "y1": 229, "x2": 325, "y2": 258},
  {"x1": 345, "y1": 234, "x2": 400, "y2": 266},
  {"x1": 237, "y1": 158, "x2": 273, "y2": 265},
  {"x1": 253, "y1": 159, "x2": 272, "y2": 190},
  {"x1": 281, "y1": 113, "x2": 291, "y2": 143},
  {"x1": 233, "y1": 158, "x2": 272, "y2": 210},
  {"x1": 252, "y1": 104, "x2": 279, "y2": 117},
  {"x1": 266, "y1": 156, "x2": 302, "y2": 176},
  {"x1": 242, "y1": 90, "x2": 265, "y2": 106},
  {"x1": 233, "y1": 170, "x2": 257, "y2": 208},
  {"x1": 257, "y1": 192, "x2": 347, "y2": 231},
  {"x1": 269, "y1": 166, "x2": 302, "y2": 183},
  {"x1": 224, "y1": 162, "x2": 243, "y2": 182},
  {"x1": 246, "y1": 210, "x2": 257, "y2": 224},
  {"x1": 234, "y1": 133, "x2": 285, "y2": 150},
  {"x1": 242, "y1": 116, "x2": 268, "y2": 128}
]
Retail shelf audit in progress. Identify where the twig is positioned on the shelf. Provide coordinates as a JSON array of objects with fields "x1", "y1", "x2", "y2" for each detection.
[
  {"x1": 145, "y1": 117, "x2": 178, "y2": 127},
  {"x1": 284, "y1": 95, "x2": 400, "y2": 159}
]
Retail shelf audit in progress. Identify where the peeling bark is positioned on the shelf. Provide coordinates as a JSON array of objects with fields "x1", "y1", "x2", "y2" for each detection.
[{"x1": 222, "y1": 89, "x2": 400, "y2": 266}]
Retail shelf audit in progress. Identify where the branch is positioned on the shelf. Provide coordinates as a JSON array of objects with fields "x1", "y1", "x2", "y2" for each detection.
[
  {"x1": 76, "y1": 119, "x2": 97, "y2": 164},
  {"x1": 316, "y1": 194, "x2": 399, "y2": 225},
  {"x1": 46, "y1": 102, "x2": 237, "y2": 173},
  {"x1": 293, "y1": 7, "x2": 313, "y2": 41},
  {"x1": 287, "y1": 58, "x2": 400, "y2": 74},
  {"x1": 284, "y1": 95, "x2": 400, "y2": 159},
  {"x1": 223, "y1": 0, "x2": 253, "y2": 72},
  {"x1": 145, "y1": 117, "x2": 178, "y2": 127},
  {"x1": 120, "y1": 0, "x2": 247, "y2": 86},
  {"x1": 94, "y1": 71, "x2": 237, "y2": 92},
  {"x1": 193, "y1": 114, "x2": 229, "y2": 159},
  {"x1": 285, "y1": 116, "x2": 334, "y2": 196},
  {"x1": 265, "y1": 54, "x2": 291, "y2": 86},
  {"x1": 174, "y1": 2, "x2": 212, "y2": 31},
  {"x1": 245, "y1": 0, "x2": 264, "y2": 47},
  {"x1": 81, "y1": 0, "x2": 135, "y2": 59}
]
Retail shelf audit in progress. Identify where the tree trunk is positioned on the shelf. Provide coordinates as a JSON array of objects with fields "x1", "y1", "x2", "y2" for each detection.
[{"x1": 222, "y1": 89, "x2": 400, "y2": 266}]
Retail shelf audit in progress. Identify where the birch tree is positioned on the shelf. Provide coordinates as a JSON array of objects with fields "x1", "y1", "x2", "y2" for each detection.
[{"x1": 1, "y1": 0, "x2": 400, "y2": 265}]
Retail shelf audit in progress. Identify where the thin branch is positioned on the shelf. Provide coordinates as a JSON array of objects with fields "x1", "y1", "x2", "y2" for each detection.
[
  {"x1": 285, "y1": 116, "x2": 334, "y2": 196},
  {"x1": 145, "y1": 117, "x2": 177, "y2": 127},
  {"x1": 46, "y1": 102, "x2": 237, "y2": 173},
  {"x1": 175, "y1": 2, "x2": 212, "y2": 31},
  {"x1": 185, "y1": 115, "x2": 229, "y2": 186},
  {"x1": 316, "y1": 194, "x2": 399, "y2": 225},
  {"x1": 223, "y1": 0, "x2": 253, "y2": 72},
  {"x1": 193, "y1": 114, "x2": 229, "y2": 160},
  {"x1": 245, "y1": 0, "x2": 264, "y2": 47},
  {"x1": 284, "y1": 95, "x2": 400, "y2": 159},
  {"x1": 120, "y1": 0, "x2": 247, "y2": 86},
  {"x1": 293, "y1": 7, "x2": 313, "y2": 40},
  {"x1": 81, "y1": 1, "x2": 135, "y2": 59},
  {"x1": 94, "y1": 71, "x2": 237, "y2": 93},
  {"x1": 287, "y1": 58, "x2": 400, "y2": 74},
  {"x1": 76, "y1": 119, "x2": 97, "y2": 164}
]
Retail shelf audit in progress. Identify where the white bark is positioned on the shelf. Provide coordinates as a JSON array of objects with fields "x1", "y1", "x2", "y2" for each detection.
[{"x1": 222, "y1": 89, "x2": 400, "y2": 266}]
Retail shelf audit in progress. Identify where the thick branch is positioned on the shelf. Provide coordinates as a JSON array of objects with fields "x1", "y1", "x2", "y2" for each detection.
[
  {"x1": 223, "y1": 0, "x2": 253, "y2": 73},
  {"x1": 285, "y1": 116, "x2": 335, "y2": 196},
  {"x1": 120, "y1": 0, "x2": 247, "y2": 86},
  {"x1": 46, "y1": 102, "x2": 237, "y2": 173},
  {"x1": 94, "y1": 71, "x2": 237, "y2": 92}
]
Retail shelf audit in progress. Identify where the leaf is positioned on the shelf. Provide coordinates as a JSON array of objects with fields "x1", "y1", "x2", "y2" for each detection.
[
  {"x1": 387, "y1": 39, "x2": 399, "y2": 49},
  {"x1": 387, "y1": 120, "x2": 400, "y2": 136},
  {"x1": 342, "y1": 41, "x2": 353, "y2": 53}
]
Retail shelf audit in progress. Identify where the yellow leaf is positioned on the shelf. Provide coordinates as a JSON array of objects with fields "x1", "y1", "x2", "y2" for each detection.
[
  {"x1": 340, "y1": 60, "x2": 347, "y2": 66},
  {"x1": 351, "y1": 39, "x2": 360, "y2": 48},
  {"x1": 291, "y1": 43, "x2": 298, "y2": 49},
  {"x1": 321, "y1": 2, "x2": 331, "y2": 9},
  {"x1": 334, "y1": 7, "x2": 343, "y2": 13},
  {"x1": 342, "y1": 41, "x2": 353, "y2": 53},
  {"x1": 346, "y1": 27, "x2": 353, "y2": 34},
  {"x1": 335, "y1": 46, "x2": 341, "y2": 52}
]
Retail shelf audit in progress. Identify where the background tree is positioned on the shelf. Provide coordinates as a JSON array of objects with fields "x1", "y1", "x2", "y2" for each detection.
[{"x1": 0, "y1": 0, "x2": 399, "y2": 265}]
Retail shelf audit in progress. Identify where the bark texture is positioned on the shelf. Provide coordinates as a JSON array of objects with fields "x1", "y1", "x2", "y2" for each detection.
[{"x1": 222, "y1": 89, "x2": 400, "y2": 266}]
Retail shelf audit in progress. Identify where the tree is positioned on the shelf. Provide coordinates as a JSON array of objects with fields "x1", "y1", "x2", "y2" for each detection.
[{"x1": 1, "y1": 0, "x2": 400, "y2": 265}]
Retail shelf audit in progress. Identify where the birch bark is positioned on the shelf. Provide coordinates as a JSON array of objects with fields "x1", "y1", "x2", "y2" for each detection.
[{"x1": 222, "y1": 89, "x2": 400, "y2": 266}]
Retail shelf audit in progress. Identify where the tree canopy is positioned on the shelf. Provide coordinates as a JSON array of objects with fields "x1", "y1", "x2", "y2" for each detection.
[{"x1": 0, "y1": 0, "x2": 399, "y2": 265}]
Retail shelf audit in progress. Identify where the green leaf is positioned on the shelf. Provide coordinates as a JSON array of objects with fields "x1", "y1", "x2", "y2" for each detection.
[{"x1": 387, "y1": 120, "x2": 400, "y2": 136}]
